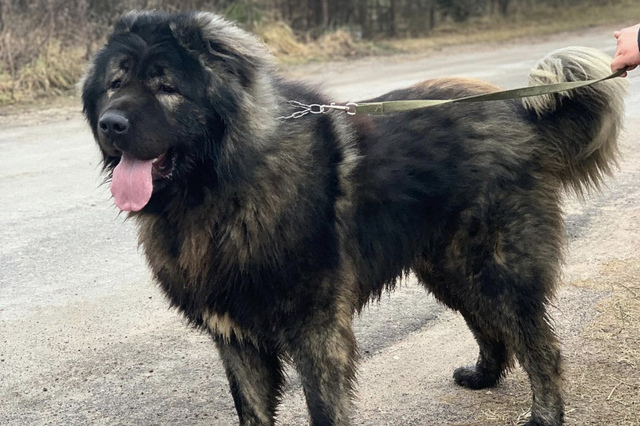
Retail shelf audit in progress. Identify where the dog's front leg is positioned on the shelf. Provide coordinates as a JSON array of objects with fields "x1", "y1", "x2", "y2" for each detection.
[
  {"x1": 285, "y1": 310, "x2": 358, "y2": 426},
  {"x1": 215, "y1": 338, "x2": 284, "y2": 426}
]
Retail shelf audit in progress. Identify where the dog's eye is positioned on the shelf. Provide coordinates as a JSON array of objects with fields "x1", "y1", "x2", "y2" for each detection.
[
  {"x1": 110, "y1": 80, "x2": 122, "y2": 90},
  {"x1": 158, "y1": 85, "x2": 176, "y2": 94}
]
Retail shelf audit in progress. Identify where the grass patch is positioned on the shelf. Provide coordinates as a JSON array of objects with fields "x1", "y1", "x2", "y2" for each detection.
[
  {"x1": 464, "y1": 256, "x2": 640, "y2": 426},
  {"x1": 384, "y1": 1, "x2": 640, "y2": 54},
  {"x1": 257, "y1": 22, "x2": 387, "y2": 65},
  {"x1": 567, "y1": 259, "x2": 640, "y2": 426},
  {"x1": 265, "y1": 1, "x2": 640, "y2": 64},
  {"x1": 2, "y1": 1, "x2": 640, "y2": 106},
  {"x1": 0, "y1": 41, "x2": 86, "y2": 105}
]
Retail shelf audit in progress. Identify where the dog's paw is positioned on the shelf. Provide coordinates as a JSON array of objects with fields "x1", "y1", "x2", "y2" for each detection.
[
  {"x1": 520, "y1": 419, "x2": 563, "y2": 426},
  {"x1": 521, "y1": 421, "x2": 551, "y2": 426},
  {"x1": 453, "y1": 365, "x2": 499, "y2": 390}
]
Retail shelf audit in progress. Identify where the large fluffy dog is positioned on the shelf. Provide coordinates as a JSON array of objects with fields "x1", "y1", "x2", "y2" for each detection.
[{"x1": 82, "y1": 11, "x2": 626, "y2": 426}]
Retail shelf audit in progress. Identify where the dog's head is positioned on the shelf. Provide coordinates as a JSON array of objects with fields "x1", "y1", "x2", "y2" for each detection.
[{"x1": 82, "y1": 11, "x2": 273, "y2": 212}]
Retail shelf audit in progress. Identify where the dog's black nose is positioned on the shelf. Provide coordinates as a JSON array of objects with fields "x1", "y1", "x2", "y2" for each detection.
[{"x1": 99, "y1": 111, "x2": 130, "y2": 136}]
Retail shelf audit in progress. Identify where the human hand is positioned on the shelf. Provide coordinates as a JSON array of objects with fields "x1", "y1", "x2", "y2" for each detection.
[{"x1": 611, "y1": 24, "x2": 640, "y2": 77}]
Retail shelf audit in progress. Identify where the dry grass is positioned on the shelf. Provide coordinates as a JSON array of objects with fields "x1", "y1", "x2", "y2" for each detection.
[
  {"x1": 258, "y1": 22, "x2": 309, "y2": 58},
  {"x1": 467, "y1": 258, "x2": 640, "y2": 426},
  {"x1": 2, "y1": 1, "x2": 640, "y2": 106},
  {"x1": 257, "y1": 23, "x2": 384, "y2": 65},
  {"x1": 263, "y1": 0, "x2": 640, "y2": 65},
  {"x1": 385, "y1": 1, "x2": 640, "y2": 54},
  {"x1": 565, "y1": 259, "x2": 640, "y2": 426},
  {"x1": 0, "y1": 41, "x2": 86, "y2": 104}
]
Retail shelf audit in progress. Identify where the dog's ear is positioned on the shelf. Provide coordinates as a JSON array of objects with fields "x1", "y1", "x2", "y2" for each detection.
[
  {"x1": 173, "y1": 12, "x2": 273, "y2": 87},
  {"x1": 114, "y1": 11, "x2": 139, "y2": 33},
  {"x1": 114, "y1": 10, "x2": 163, "y2": 34}
]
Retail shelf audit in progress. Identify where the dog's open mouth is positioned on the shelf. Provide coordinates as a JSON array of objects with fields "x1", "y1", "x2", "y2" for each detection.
[
  {"x1": 110, "y1": 150, "x2": 176, "y2": 212},
  {"x1": 151, "y1": 149, "x2": 176, "y2": 180}
]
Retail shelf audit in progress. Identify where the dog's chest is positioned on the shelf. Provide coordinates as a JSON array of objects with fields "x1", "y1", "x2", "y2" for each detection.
[
  {"x1": 135, "y1": 201, "x2": 286, "y2": 293},
  {"x1": 136, "y1": 211, "x2": 223, "y2": 284},
  {"x1": 136, "y1": 213, "x2": 262, "y2": 339}
]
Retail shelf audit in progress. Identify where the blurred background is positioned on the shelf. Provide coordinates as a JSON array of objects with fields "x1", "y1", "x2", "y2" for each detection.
[
  {"x1": 1, "y1": 0, "x2": 640, "y2": 105},
  {"x1": 1, "y1": 2, "x2": 639, "y2": 426}
]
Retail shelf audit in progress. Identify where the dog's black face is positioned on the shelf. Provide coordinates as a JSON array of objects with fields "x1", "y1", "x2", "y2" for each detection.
[{"x1": 82, "y1": 12, "x2": 265, "y2": 212}]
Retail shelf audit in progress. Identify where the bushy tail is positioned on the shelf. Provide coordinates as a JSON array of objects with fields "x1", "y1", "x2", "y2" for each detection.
[{"x1": 523, "y1": 47, "x2": 627, "y2": 195}]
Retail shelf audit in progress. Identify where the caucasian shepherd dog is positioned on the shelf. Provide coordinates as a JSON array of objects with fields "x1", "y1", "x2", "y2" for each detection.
[{"x1": 82, "y1": 10, "x2": 626, "y2": 426}]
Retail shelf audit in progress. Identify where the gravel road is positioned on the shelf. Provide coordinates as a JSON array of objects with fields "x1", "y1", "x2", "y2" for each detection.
[{"x1": 1, "y1": 25, "x2": 638, "y2": 426}]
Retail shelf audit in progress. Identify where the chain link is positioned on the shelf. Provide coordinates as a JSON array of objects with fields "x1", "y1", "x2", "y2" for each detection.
[{"x1": 278, "y1": 100, "x2": 357, "y2": 121}]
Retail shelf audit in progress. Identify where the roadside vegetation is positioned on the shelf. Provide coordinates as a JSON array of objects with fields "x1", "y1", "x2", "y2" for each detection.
[{"x1": 1, "y1": 0, "x2": 639, "y2": 106}]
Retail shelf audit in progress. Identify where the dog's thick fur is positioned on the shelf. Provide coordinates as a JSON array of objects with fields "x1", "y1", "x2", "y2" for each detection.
[{"x1": 82, "y1": 11, "x2": 626, "y2": 426}]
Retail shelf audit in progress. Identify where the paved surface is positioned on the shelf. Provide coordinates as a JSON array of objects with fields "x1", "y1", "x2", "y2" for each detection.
[{"x1": 1, "y1": 25, "x2": 639, "y2": 425}]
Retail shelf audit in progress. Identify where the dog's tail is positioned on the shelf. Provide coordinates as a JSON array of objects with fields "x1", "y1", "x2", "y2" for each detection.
[{"x1": 523, "y1": 47, "x2": 627, "y2": 195}]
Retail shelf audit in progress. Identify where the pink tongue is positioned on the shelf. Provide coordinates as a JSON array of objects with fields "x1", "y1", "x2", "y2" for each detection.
[{"x1": 111, "y1": 153, "x2": 154, "y2": 212}]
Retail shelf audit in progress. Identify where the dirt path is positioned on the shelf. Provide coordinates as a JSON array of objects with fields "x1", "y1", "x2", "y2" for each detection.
[{"x1": 1, "y1": 25, "x2": 638, "y2": 425}]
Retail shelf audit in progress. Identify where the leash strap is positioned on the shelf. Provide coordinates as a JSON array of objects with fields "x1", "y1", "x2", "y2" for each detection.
[
  {"x1": 278, "y1": 67, "x2": 627, "y2": 120},
  {"x1": 354, "y1": 67, "x2": 627, "y2": 115}
]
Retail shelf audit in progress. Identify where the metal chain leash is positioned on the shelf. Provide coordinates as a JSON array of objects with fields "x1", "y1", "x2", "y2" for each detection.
[{"x1": 278, "y1": 100, "x2": 357, "y2": 121}]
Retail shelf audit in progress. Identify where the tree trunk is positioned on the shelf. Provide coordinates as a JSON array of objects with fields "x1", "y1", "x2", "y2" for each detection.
[
  {"x1": 358, "y1": 0, "x2": 370, "y2": 38},
  {"x1": 321, "y1": 0, "x2": 329, "y2": 29},
  {"x1": 389, "y1": 0, "x2": 397, "y2": 36},
  {"x1": 429, "y1": 2, "x2": 436, "y2": 31},
  {"x1": 499, "y1": 0, "x2": 511, "y2": 16}
]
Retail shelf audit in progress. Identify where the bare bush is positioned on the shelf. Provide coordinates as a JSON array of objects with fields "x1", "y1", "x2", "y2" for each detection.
[{"x1": 0, "y1": 0, "x2": 631, "y2": 103}]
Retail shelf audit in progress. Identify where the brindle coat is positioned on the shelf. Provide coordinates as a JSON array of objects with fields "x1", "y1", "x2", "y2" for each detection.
[{"x1": 82, "y1": 11, "x2": 626, "y2": 426}]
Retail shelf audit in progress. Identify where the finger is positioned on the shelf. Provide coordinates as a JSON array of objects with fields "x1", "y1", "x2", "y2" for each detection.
[
  {"x1": 611, "y1": 58, "x2": 621, "y2": 73},
  {"x1": 611, "y1": 57, "x2": 626, "y2": 73}
]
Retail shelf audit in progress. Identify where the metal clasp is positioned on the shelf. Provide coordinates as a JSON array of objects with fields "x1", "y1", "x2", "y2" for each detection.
[
  {"x1": 278, "y1": 101, "x2": 358, "y2": 121},
  {"x1": 328, "y1": 102, "x2": 357, "y2": 115}
]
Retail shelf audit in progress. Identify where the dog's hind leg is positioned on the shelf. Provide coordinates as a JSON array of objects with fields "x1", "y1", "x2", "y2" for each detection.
[
  {"x1": 464, "y1": 258, "x2": 564, "y2": 425},
  {"x1": 414, "y1": 259, "x2": 512, "y2": 389},
  {"x1": 510, "y1": 310, "x2": 564, "y2": 426},
  {"x1": 415, "y1": 224, "x2": 564, "y2": 425},
  {"x1": 215, "y1": 339, "x2": 284, "y2": 426},
  {"x1": 453, "y1": 314, "x2": 512, "y2": 390},
  {"x1": 460, "y1": 260, "x2": 564, "y2": 426}
]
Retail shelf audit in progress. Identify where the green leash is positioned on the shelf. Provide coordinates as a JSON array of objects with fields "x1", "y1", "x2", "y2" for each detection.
[{"x1": 278, "y1": 67, "x2": 627, "y2": 120}]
